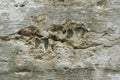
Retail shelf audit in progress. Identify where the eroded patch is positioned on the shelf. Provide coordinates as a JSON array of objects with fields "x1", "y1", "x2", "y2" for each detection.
[{"x1": 0, "y1": 15, "x2": 118, "y2": 71}]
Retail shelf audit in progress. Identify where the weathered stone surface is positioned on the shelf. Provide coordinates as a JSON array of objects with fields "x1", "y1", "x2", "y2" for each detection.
[{"x1": 0, "y1": 0, "x2": 120, "y2": 80}]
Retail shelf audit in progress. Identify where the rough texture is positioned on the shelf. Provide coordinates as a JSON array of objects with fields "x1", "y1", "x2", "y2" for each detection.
[{"x1": 0, "y1": 0, "x2": 120, "y2": 80}]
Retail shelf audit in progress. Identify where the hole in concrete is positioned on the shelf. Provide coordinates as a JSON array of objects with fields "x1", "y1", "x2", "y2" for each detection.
[
  {"x1": 50, "y1": 34, "x2": 66, "y2": 42},
  {"x1": 15, "y1": 68, "x2": 31, "y2": 72},
  {"x1": 73, "y1": 47, "x2": 78, "y2": 49},
  {"x1": 63, "y1": 67, "x2": 69, "y2": 71},
  {"x1": 57, "y1": 56, "x2": 61, "y2": 59},
  {"x1": 53, "y1": 69, "x2": 58, "y2": 72},
  {"x1": 50, "y1": 35, "x2": 59, "y2": 41},
  {"x1": 14, "y1": 4, "x2": 18, "y2": 7},
  {"x1": 51, "y1": 44, "x2": 54, "y2": 51},
  {"x1": 50, "y1": 25, "x2": 63, "y2": 32},
  {"x1": 63, "y1": 30, "x2": 66, "y2": 34},
  {"x1": 14, "y1": 36, "x2": 21, "y2": 40},
  {"x1": 97, "y1": 0, "x2": 106, "y2": 6},
  {"x1": 58, "y1": 0, "x2": 64, "y2": 2},
  {"x1": 20, "y1": 4, "x2": 25, "y2": 7},
  {"x1": 74, "y1": 27, "x2": 84, "y2": 37},
  {"x1": 73, "y1": 52, "x2": 76, "y2": 55},
  {"x1": 17, "y1": 25, "x2": 38, "y2": 37},
  {"x1": 20, "y1": 50, "x2": 23, "y2": 52},
  {"x1": 35, "y1": 37, "x2": 41, "y2": 48},
  {"x1": 44, "y1": 38, "x2": 49, "y2": 50},
  {"x1": 35, "y1": 55, "x2": 43, "y2": 60},
  {"x1": 66, "y1": 29, "x2": 73, "y2": 38}
]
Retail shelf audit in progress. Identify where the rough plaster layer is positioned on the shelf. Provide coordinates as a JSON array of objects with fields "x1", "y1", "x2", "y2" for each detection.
[{"x1": 0, "y1": 0, "x2": 120, "y2": 80}]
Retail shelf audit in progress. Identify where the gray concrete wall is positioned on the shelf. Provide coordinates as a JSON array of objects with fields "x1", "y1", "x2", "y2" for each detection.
[{"x1": 0, "y1": 0, "x2": 120, "y2": 80}]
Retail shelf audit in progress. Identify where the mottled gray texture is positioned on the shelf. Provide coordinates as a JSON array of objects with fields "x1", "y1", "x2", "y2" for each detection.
[{"x1": 0, "y1": 0, "x2": 120, "y2": 80}]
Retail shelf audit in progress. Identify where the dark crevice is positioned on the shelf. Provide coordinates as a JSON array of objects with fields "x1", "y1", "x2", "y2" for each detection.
[
  {"x1": 35, "y1": 37, "x2": 41, "y2": 48},
  {"x1": 50, "y1": 25, "x2": 63, "y2": 32},
  {"x1": 49, "y1": 34, "x2": 66, "y2": 42},
  {"x1": 17, "y1": 25, "x2": 39, "y2": 37},
  {"x1": 97, "y1": 0, "x2": 107, "y2": 6},
  {"x1": 20, "y1": 4, "x2": 25, "y2": 7},
  {"x1": 63, "y1": 30, "x2": 66, "y2": 34},
  {"x1": 0, "y1": 25, "x2": 43, "y2": 42},
  {"x1": 14, "y1": 4, "x2": 18, "y2": 7},
  {"x1": 63, "y1": 67, "x2": 70, "y2": 71},
  {"x1": 14, "y1": 4, "x2": 25, "y2": 7},
  {"x1": 66, "y1": 29, "x2": 73, "y2": 38},
  {"x1": 58, "y1": 0, "x2": 64, "y2": 2},
  {"x1": 73, "y1": 43, "x2": 101, "y2": 49},
  {"x1": 43, "y1": 38, "x2": 49, "y2": 50},
  {"x1": 0, "y1": 60, "x2": 8, "y2": 62},
  {"x1": 35, "y1": 54, "x2": 45, "y2": 60},
  {"x1": 15, "y1": 68, "x2": 31, "y2": 72},
  {"x1": 0, "y1": 36, "x2": 10, "y2": 41}
]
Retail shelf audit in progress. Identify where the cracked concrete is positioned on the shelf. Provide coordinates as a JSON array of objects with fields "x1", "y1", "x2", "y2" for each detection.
[{"x1": 0, "y1": 0, "x2": 120, "y2": 80}]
